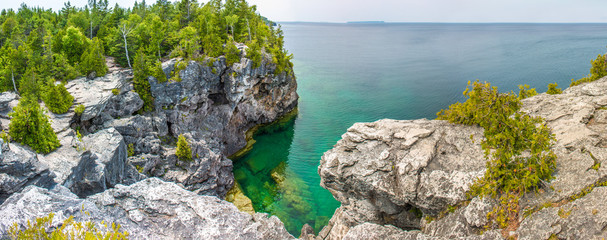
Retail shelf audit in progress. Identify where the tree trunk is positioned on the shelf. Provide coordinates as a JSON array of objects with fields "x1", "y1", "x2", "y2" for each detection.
[
  {"x1": 123, "y1": 33, "x2": 131, "y2": 69},
  {"x1": 90, "y1": 20, "x2": 93, "y2": 39},
  {"x1": 246, "y1": 18, "x2": 252, "y2": 41},
  {"x1": 11, "y1": 69, "x2": 18, "y2": 95}
]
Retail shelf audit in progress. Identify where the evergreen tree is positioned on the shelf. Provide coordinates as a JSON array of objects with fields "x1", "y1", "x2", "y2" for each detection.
[
  {"x1": 9, "y1": 95, "x2": 60, "y2": 154},
  {"x1": 225, "y1": 39, "x2": 240, "y2": 66},
  {"x1": 176, "y1": 134, "x2": 192, "y2": 161},
  {"x1": 61, "y1": 26, "x2": 88, "y2": 64},
  {"x1": 133, "y1": 48, "x2": 154, "y2": 112},
  {"x1": 43, "y1": 79, "x2": 74, "y2": 114},
  {"x1": 79, "y1": 37, "x2": 107, "y2": 76}
]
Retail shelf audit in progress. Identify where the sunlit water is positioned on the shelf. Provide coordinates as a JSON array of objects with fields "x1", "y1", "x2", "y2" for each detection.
[{"x1": 232, "y1": 23, "x2": 607, "y2": 236}]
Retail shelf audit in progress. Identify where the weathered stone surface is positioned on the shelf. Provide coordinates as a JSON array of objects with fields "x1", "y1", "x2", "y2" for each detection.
[
  {"x1": 318, "y1": 119, "x2": 485, "y2": 239},
  {"x1": 318, "y1": 77, "x2": 607, "y2": 240},
  {"x1": 342, "y1": 223, "x2": 420, "y2": 240},
  {"x1": 0, "y1": 178, "x2": 294, "y2": 240},
  {"x1": 66, "y1": 68, "x2": 129, "y2": 122},
  {"x1": 0, "y1": 92, "x2": 19, "y2": 129},
  {"x1": 63, "y1": 128, "x2": 127, "y2": 197},
  {"x1": 103, "y1": 90, "x2": 144, "y2": 118},
  {"x1": 0, "y1": 141, "x2": 55, "y2": 204}
]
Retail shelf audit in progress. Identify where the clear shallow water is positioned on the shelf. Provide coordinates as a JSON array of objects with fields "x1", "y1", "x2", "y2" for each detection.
[{"x1": 232, "y1": 23, "x2": 607, "y2": 236}]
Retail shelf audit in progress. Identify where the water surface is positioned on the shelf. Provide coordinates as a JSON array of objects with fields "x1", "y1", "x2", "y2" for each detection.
[{"x1": 232, "y1": 23, "x2": 607, "y2": 236}]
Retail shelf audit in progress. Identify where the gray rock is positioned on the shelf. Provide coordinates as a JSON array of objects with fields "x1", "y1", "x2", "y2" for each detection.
[
  {"x1": 0, "y1": 142, "x2": 55, "y2": 204},
  {"x1": 66, "y1": 69, "x2": 129, "y2": 122},
  {"x1": 463, "y1": 197, "x2": 494, "y2": 228},
  {"x1": 318, "y1": 119, "x2": 486, "y2": 239},
  {"x1": 103, "y1": 90, "x2": 144, "y2": 118},
  {"x1": 343, "y1": 223, "x2": 420, "y2": 240},
  {"x1": 63, "y1": 128, "x2": 127, "y2": 197},
  {"x1": 0, "y1": 178, "x2": 294, "y2": 239}
]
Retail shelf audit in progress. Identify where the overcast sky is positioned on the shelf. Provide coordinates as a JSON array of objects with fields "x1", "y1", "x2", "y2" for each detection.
[{"x1": 6, "y1": 0, "x2": 607, "y2": 23}]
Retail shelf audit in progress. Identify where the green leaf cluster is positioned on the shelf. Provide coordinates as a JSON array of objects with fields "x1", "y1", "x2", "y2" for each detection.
[
  {"x1": 8, "y1": 212, "x2": 129, "y2": 240},
  {"x1": 437, "y1": 80, "x2": 557, "y2": 197},
  {"x1": 517, "y1": 84, "x2": 537, "y2": 100},
  {"x1": 547, "y1": 82, "x2": 562, "y2": 95},
  {"x1": 43, "y1": 80, "x2": 74, "y2": 114},
  {"x1": 9, "y1": 96, "x2": 60, "y2": 154},
  {"x1": 571, "y1": 53, "x2": 607, "y2": 87},
  {"x1": 225, "y1": 40, "x2": 241, "y2": 66},
  {"x1": 176, "y1": 134, "x2": 192, "y2": 161}
]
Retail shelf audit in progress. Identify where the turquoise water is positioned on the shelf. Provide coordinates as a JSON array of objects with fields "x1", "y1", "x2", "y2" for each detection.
[{"x1": 232, "y1": 23, "x2": 607, "y2": 236}]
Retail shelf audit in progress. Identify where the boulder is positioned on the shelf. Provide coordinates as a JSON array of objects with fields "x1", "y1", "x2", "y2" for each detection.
[
  {"x1": 0, "y1": 141, "x2": 55, "y2": 204},
  {"x1": 0, "y1": 178, "x2": 295, "y2": 240},
  {"x1": 63, "y1": 128, "x2": 127, "y2": 197}
]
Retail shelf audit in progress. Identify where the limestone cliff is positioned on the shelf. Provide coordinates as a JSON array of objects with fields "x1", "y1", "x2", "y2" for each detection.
[
  {"x1": 0, "y1": 46, "x2": 296, "y2": 239},
  {"x1": 316, "y1": 77, "x2": 607, "y2": 239}
]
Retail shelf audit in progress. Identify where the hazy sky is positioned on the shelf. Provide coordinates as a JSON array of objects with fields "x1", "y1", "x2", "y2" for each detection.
[{"x1": 6, "y1": 0, "x2": 607, "y2": 23}]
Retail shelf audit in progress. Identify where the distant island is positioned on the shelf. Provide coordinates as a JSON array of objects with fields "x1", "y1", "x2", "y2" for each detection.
[{"x1": 347, "y1": 21, "x2": 385, "y2": 24}]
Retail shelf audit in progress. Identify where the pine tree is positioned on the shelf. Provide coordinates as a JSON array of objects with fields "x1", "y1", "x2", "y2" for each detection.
[
  {"x1": 43, "y1": 79, "x2": 74, "y2": 114},
  {"x1": 225, "y1": 39, "x2": 240, "y2": 66},
  {"x1": 79, "y1": 37, "x2": 107, "y2": 76},
  {"x1": 176, "y1": 134, "x2": 192, "y2": 161},
  {"x1": 9, "y1": 96, "x2": 60, "y2": 154},
  {"x1": 133, "y1": 48, "x2": 154, "y2": 112}
]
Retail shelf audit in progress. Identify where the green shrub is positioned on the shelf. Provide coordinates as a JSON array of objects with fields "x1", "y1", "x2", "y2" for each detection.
[
  {"x1": 43, "y1": 80, "x2": 74, "y2": 114},
  {"x1": 8, "y1": 212, "x2": 128, "y2": 240},
  {"x1": 571, "y1": 54, "x2": 607, "y2": 86},
  {"x1": 517, "y1": 84, "x2": 537, "y2": 99},
  {"x1": 246, "y1": 40, "x2": 263, "y2": 69},
  {"x1": 170, "y1": 60, "x2": 187, "y2": 82},
  {"x1": 437, "y1": 80, "x2": 556, "y2": 196},
  {"x1": 176, "y1": 134, "x2": 192, "y2": 161},
  {"x1": 152, "y1": 60, "x2": 167, "y2": 83},
  {"x1": 112, "y1": 88, "x2": 120, "y2": 95},
  {"x1": 225, "y1": 40, "x2": 241, "y2": 66},
  {"x1": 437, "y1": 80, "x2": 557, "y2": 229},
  {"x1": 547, "y1": 82, "x2": 562, "y2": 95},
  {"x1": 9, "y1": 96, "x2": 60, "y2": 154},
  {"x1": 127, "y1": 143, "x2": 134, "y2": 157},
  {"x1": 74, "y1": 104, "x2": 85, "y2": 116}
]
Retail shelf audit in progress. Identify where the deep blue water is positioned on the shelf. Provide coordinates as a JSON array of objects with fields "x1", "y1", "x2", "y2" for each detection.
[{"x1": 232, "y1": 23, "x2": 607, "y2": 236}]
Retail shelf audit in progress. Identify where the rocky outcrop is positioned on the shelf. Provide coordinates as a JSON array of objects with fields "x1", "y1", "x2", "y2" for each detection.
[
  {"x1": 0, "y1": 141, "x2": 55, "y2": 204},
  {"x1": 94, "y1": 53, "x2": 297, "y2": 198},
  {"x1": 63, "y1": 128, "x2": 128, "y2": 197},
  {"x1": 317, "y1": 119, "x2": 486, "y2": 239},
  {"x1": 0, "y1": 178, "x2": 294, "y2": 239},
  {"x1": 316, "y1": 77, "x2": 607, "y2": 239}
]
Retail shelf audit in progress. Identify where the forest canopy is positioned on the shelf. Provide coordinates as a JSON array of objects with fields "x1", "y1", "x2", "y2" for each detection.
[
  {"x1": 0, "y1": 0, "x2": 292, "y2": 153},
  {"x1": 0, "y1": 0, "x2": 292, "y2": 95}
]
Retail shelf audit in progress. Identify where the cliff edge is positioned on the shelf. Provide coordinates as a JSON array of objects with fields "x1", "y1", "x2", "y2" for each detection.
[{"x1": 316, "y1": 77, "x2": 607, "y2": 239}]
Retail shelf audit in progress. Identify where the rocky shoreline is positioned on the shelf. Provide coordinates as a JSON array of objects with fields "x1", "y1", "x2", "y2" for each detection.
[
  {"x1": 0, "y1": 47, "x2": 298, "y2": 239},
  {"x1": 313, "y1": 77, "x2": 607, "y2": 239},
  {"x1": 3, "y1": 44, "x2": 607, "y2": 239}
]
